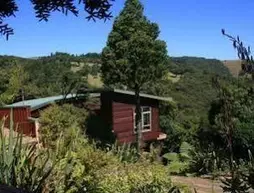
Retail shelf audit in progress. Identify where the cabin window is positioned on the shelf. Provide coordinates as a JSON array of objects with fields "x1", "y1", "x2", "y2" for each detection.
[{"x1": 133, "y1": 106, "x2": 152, "y2": 132}]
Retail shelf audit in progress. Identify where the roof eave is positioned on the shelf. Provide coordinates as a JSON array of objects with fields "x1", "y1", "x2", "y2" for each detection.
[{"x1": 112, "y1": 89, "x2": 174, "y2": 103}]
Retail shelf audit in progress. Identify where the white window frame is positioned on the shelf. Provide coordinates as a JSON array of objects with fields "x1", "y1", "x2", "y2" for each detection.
[{"x1": 133, "y1": 106, "x2": 152, "y2": 133}]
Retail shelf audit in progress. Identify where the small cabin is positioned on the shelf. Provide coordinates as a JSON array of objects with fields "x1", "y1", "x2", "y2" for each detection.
[
  {"x1": 0, "y1": 89, "x2": 172, "y2": 145},
  {"x1": 99, "y1": 89, "x2": 171, "y2": 144}
]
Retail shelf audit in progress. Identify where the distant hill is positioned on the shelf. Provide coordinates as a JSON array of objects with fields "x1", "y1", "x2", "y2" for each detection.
[
  {"x1": 222, "y1": 60, "x2": 242, "y2": 77},
  {"x1": 170, "y1": 56, "x2": 231, "y2": 77}
]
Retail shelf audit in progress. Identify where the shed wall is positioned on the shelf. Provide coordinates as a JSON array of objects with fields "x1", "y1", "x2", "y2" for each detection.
[
  {"x1": 0, "y1": 107, "x2": 36, "y2": 137},
  {"x1": 100, "y1": 91, "x2": 162, "y2": 144},
  {"x1": 112, "y1": 101, "x2": 161, "y2": 144}
]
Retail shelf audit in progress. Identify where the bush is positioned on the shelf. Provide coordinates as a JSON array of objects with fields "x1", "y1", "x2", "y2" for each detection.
[
  {"x1": 46, "y1": 130, "x2": 177, "y2": 193},
  {"x1": 106, "y1": 143, "x2": 139, "y2": 163},
  {"x1": 93, "y1": 162, "x2": 172, "y2": 193},
  {"x1": 163, "y1": 142, "x2": 193, "y2": 175},
  {"x1": 39, "y1": 104, "x2": 88, "y2": 148}
]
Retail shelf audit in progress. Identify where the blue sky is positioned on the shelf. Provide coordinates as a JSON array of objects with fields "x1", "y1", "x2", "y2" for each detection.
[{"x1": 0, "y1": 0, "x2": 254, "y2": 59}]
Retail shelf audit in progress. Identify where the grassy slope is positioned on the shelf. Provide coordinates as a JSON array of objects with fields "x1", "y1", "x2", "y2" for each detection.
[
  {"x1": 222, "y1": 60, "x2": 241, "y2": 77},
  {"x1": 87, "y1": 74, "x2": 103, "y2": 88}
]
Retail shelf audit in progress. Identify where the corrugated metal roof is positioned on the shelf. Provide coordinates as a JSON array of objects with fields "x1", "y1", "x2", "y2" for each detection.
[
  {"x1": 6, "y1": 94, "x2": 85, "y2": 111},
  {"x1": 78, "y1": 88, "x2": 174, "y2": 102},
  {"x1": 112, "y1": 89, "x2": 174, "y2": 102},
  {"x1": 5, "y1": 89, "x2": 172, "y2": 111}
]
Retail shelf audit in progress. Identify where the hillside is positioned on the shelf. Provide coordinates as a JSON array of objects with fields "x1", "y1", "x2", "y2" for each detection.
[
  {"x1": 143, "y1": 56, "x2": 232, "y2": 139},
  {"x1": 0, "y1": 52, "x2": 102, "y2": 105},
  {"x1": 0, "y1": 54, "x2": 231, "y2": 108},
  {"x1": 222, "y1": 60, "x2": 242, "y2": 77},
  {"x1": 170, "y1": 56, "x2": 230, "y2": 76}
]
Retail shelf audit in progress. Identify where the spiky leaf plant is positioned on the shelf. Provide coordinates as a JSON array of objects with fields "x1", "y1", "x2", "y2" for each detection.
[
  {"x1": 221, "y1": 165, "x2": 249, "y2": 193},
  {"x1": 0, "y1": 108, "x2": 53, "y2": 193}
]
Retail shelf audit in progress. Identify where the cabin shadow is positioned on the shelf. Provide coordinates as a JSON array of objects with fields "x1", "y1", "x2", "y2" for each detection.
[{"x1": 86, "y1": 112, "x2": 116, "y2": 145}]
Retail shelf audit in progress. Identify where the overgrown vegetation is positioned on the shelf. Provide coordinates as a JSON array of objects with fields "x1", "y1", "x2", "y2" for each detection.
[{"x1": 0, "y1": 106, "x2": 189, "y2": 193}]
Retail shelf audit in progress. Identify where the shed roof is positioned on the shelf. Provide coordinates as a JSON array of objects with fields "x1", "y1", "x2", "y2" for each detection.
[
  {"x1": 78, "y1": 88, "x2": 174, "y2": 102},
  {"x1": 108, "y1": 89, "x2": 174, "y2": 102},
  {"x1": 6, "y1": 94, "x2": 85, "y2": 111}
]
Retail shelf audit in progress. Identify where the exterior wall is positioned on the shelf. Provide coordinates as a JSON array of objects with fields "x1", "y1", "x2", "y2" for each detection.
[
  {"x1": 101, "y1": 91, "x2": 162, "y2": 144},
  {"x1": 0, "y1": 107, "x2": 36, "y2": 137},
  {"x1": 112, "y1": 101, "x2": 161, "y2": 144}
]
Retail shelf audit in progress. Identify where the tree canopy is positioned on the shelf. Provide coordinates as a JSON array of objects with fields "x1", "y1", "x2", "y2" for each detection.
[
  {"x1": 101, "y1": 0, "x2": 167, "y2": 152},
  {"x1": 0, "y1": 0, "x2": 114, "y2": 39},
  {"x1": 101, "y1": 0, "x2": 167, "y2": 89}
]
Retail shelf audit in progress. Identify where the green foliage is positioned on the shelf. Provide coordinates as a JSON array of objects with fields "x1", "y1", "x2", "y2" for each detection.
[
  {"x1": 244, "y1": 150, "x2": 254, "y2": 190},
  {"x1": 38, "y1": 103, "x2": 175, "y2": 193},
  {"x1": 169, "y1": 57, "x2": 230, "y2": 76},
  {"x1": 0, "y1": 64, "x2": 37, "y2": 105},
  {"x1": 0, "y1": 52, "x2": 104, "y2": 105},
  {"x1": 221, "y1": 167, "x2": 250, "y2": 193},
  {"x1": 207, "y1": 78, "x2": 254, "y2": 159},
  {"x1": 101, "y1": 0, "x2": 167, "y2": 89},
  {"x1": 0, "y1": 110, "x2": 53, "y2": 193},
  {"x1": 160, "y1": 113, "x2": 187, "y2": 152},
  {"x1": 143, "y1": 57, "x2": 232, "y2": 154},
  {"x1": 163, "y1": 142, "x2": 193, "y2": 175},
  {"x1": 188, "y1": 148, "x2": 227, "y2": 176},
  {"x1": 107, "y1": 143, "x2": 139, "y2": 163},
  {"x1": 39, "y1": 104, "x2": 88, "y2": 149},
  {"x1": 101, "y1": 0, "x2": 167, "y2": 153},
  {"x1": 47, "y1": 130, "x2": 176, "y2": 193},
  {"x1": 94, "y1": 162, "x2": 172, "y2": 193}
]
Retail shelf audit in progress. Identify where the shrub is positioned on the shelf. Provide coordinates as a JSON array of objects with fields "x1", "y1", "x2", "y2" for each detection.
[
  {"x1": 93, "y1": 162, "x2": 172, "y2": 193},
  {"x1": 39, "y1": 104, "x2": 88, "y2": 148},
  {"x1": 106, "y1": 143, "x2": 139, "y2": 163},
  {"x1": 46, "y1": 131, "x2": 177, "y2": 193},
  {"x1": 163, "y1": 142, "x2": 193, "y2": 175}
]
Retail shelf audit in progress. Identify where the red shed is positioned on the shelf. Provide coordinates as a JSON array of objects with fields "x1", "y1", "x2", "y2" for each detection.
[
  {"x1": 100, "y1": 89, "x2": 172, "y2": 144},
  {"x1": 0, "y1": 106, "x2": 36, "y2": 136},
  {"x1": 0, "y1": 94, "x2": 87, "y2": 138}
]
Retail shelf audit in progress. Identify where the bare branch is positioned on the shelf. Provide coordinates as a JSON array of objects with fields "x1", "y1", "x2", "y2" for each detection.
[{"x1": 222, "y1": 29, "x2": 254, "y2": 76}]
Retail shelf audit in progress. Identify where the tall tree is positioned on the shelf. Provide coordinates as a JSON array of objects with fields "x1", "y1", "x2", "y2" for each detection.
[
  {"x1": 101, "y1": 0, "x2": 167, "y2": 153},
  {"x1": 0, "y1": 64, "x2": 31, "y2": 104}
]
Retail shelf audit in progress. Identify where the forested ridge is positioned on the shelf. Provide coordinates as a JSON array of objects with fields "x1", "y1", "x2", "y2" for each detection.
[{"x1": 0, "y1": 53, "x2": 230, "y2": 106}]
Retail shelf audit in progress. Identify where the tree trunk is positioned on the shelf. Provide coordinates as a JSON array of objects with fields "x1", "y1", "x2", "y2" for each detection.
[{"x1": 135, "y1": 85, "x2": 142, "y2": 155}]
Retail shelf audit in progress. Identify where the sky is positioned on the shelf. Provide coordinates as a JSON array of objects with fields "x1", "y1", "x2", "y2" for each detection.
[{"x1": 0, "y1": 0, "x2": 254, "y2": 60}]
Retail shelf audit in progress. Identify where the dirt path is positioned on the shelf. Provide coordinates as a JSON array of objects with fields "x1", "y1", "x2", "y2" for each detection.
[{"x1": 171, "y1": 176, "x2": 223, "y2": 193}]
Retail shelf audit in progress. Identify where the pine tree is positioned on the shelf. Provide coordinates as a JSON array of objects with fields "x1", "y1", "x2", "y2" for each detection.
[{"x1": 101, "y1": 0, "x2": 167, "y2": 153}]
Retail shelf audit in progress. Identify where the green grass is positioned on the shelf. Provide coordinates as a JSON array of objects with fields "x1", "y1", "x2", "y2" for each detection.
[
  {"x1": 165, "y1": 72, "x2": 181, "y2": 83},
  {"x1": 87, "y1": 74, "x2": 103, "y2": 88}
]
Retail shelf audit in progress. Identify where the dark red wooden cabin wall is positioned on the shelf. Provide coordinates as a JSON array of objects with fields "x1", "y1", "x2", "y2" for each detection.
[
  {"x1": 0, "y1": 107, "x2": 36, "y2": 137},
  {"x1": 101, "y1": 91, "x2": 162, "y2": 144}
]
